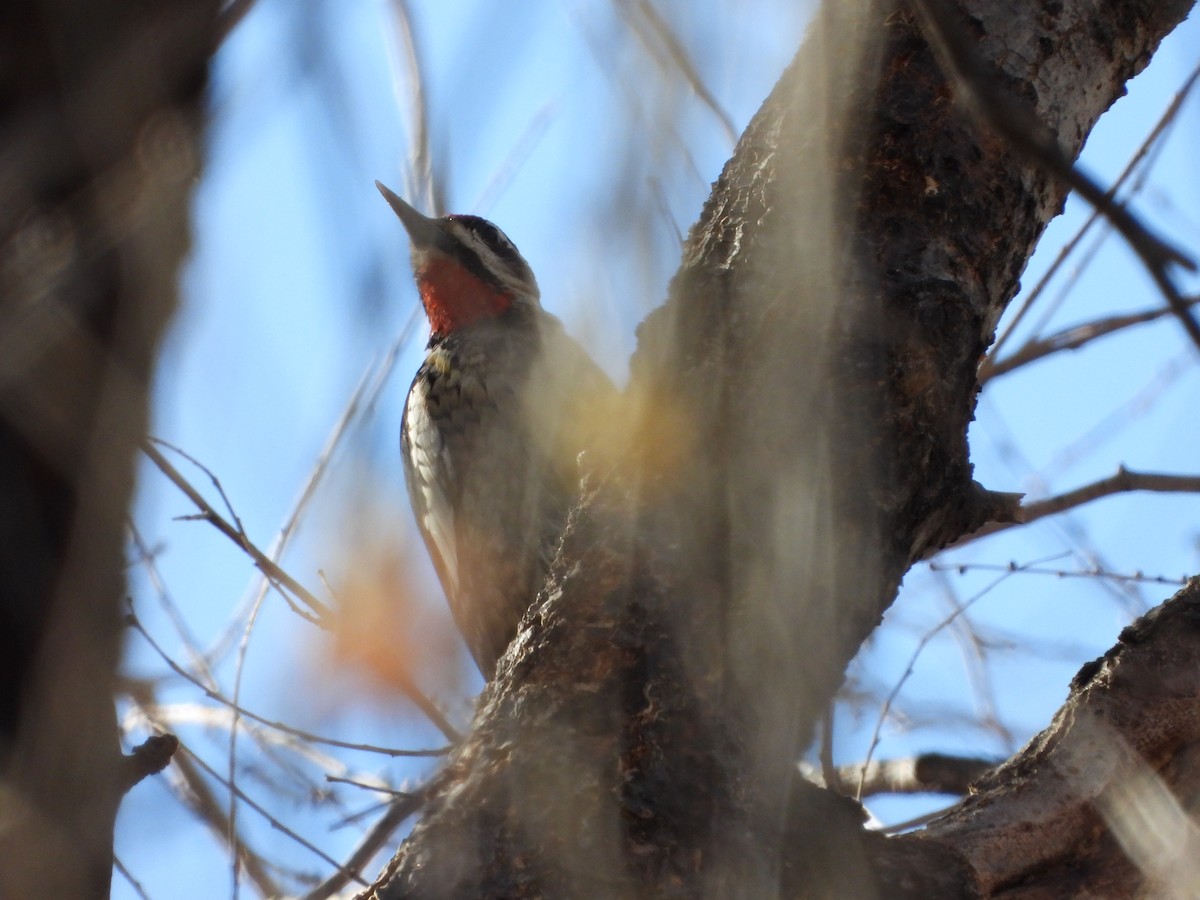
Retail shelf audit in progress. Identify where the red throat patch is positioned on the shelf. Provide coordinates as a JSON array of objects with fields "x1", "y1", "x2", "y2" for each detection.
[{"x1": 416, "y1": 256, "x2": 512, "y2": 335}]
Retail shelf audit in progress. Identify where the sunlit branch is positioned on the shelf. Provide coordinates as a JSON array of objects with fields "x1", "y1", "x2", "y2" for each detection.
[
  {"x1": 387, "y1": 0, "x2": 442, "y2": 216},
  {"x1": 183, "y1": 744, "x2": 367, "y2": 889},
  {"x1": 928, "y1": 560, "x2": 1188, "y2": 587},
  {"x1": 142, "y1": 438, "x2": 332, "y2": 624}
]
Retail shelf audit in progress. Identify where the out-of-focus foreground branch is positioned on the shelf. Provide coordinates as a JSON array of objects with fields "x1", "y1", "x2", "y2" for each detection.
[
  {"x1": 0, "y1": 3, "x2": 219, "y2": 896},
  {"x1": 363, "y1": 0, "x2": 1195, "y2": 897}
]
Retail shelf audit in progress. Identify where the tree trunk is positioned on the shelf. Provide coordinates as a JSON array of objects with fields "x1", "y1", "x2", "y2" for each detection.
[
  {"x1": 0, "y1": 3, "x2": 218, "y2": 895},
  {"x1": 363, "y1": 0, "x2": 1196, "y2": 897}
]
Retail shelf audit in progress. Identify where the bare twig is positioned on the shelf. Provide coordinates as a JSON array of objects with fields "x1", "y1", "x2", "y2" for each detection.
[
  {"x1": 141, "y1": 439, "x2": 332, "y2": 624},
  {"x1": 127, "y1": 519, "x2": 213, "y2": 684},
  {"x1": 928, "y1": 560, "x2": 1188, "y2": 587},
  {"x1": 964, "y1": 467, "x2": 1200, "y2": 543},
  {"x1": 857, "y1": 553, "x2": 1070, "y2": 799},
  {"x1": 113, "y1": 856, "x2": 152, "y2": 900},
  {"x1": 141, "y1": 439, "x2": 464, "y2": 743},
  {"x1": 183, "y1": 745, "x2": 368, "y2": 890},
  {"x1": 985, "y1": 296, "x2": 1200, "y2": 380},
  {"x1": 127, "y1": 614, "x2": 451, "y2": 757},
  {"x1": 621, "y1": 0, "x2": 738, "y2": 145},
  {"x1": 129, "y1": 692, "x2": 281, "y2": 898},
  {"x1": 302, "y1": 786, "x2": 434, "y2": 900},
  {"x1": 983, "y1": 56, "x2": 1200, "y2": 369},
  {"x1": 472, "y1": 101, "x2": 561, "y2": 217},
  {"x1": 912, "y1": 0, "x2": 1200, "y2": 351}
]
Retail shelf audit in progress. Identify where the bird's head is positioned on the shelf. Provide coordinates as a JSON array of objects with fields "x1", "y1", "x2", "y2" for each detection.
[{"x1": 376, "y1": 180, "x2": 540, "y2": 336}]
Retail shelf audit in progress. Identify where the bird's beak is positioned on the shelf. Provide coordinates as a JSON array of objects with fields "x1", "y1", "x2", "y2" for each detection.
[{"x1": 375, "y1": 180, "x2": 444, "y2": 249}]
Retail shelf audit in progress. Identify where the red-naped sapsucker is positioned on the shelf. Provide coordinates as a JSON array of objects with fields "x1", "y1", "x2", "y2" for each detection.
[{"x1": 377, "y1": 181, "x2": 614, "y2": 679}]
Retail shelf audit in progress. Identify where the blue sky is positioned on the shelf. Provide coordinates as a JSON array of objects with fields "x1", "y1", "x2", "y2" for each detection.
[{"x1": 117, "y1": 2, "x2": 1200, "y2": 895}]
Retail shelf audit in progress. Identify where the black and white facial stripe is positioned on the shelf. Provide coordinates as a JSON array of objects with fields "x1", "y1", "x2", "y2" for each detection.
[{"x1": 442, "y1": 214, "x2": 540, "y2": 302}]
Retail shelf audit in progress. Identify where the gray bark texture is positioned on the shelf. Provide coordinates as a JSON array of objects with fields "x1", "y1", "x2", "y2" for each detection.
[
  {"x1": 364, "y1": 0, "x2": 1197, "y2": 898},
  {"x1": 0, "y1": 2, "x2": 219, "y2": 896}
]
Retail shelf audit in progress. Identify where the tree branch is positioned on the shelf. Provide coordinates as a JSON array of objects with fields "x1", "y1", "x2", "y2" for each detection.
[
  {"x1": 899, "y1": 578, "x2": 1200, "y2": 895},
  {"x1": 984, "y1": 296, "x2": 1200, "y2": 380},
  {"x1": 140, "y1": 440, "x2": 463, "y2": 744},
  {"x1": 964, "y1": 467, "x2": 1200, "y2": 543}
]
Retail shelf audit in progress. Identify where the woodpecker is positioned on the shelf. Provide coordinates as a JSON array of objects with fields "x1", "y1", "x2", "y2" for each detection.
[{"x1": 377, "y1": 180, "x2": 614, "y2": 679}]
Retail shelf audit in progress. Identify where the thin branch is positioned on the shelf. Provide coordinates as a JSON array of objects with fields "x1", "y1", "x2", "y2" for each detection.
[
  {"x1": 984, "y1": 55, "x2": 1200, "y2": 369},
  {"x1": 623, "y1": 0, "x2": 738, "y2": 145},
  {"x1": 302, "y1": 786, "x2": 434, "y2": 900},
  {"x1": 387, "y1": 0, "x2": 442, "y2": 215},
  {"x1": 325, "y1": 775, "x2": 412, "y2": 796},
  {"x1": 471, "y1": 100, "x2": 561, "y2": 217},
  {"x1": 137, "y1": 714, "x2": 281, "y2": 897},
  {"x1": 148, "y1": 437, "x2": 246, "y2": 537},
  {"x1": 182, "y1": 746, "x2": 369, "y2": 890},
  {"x1": 127, "y1": 614, "x2": 452, "y2": 757},
  {"x1": 912, "y1": 0, "x2": 1200, "y2": 352},
  {"x1": 966, "y1": 467, "x2": 1200, "y2": 542},
  {"x1": 112, "y1": 856, "x2": 153, "y2": 900},
  {"x1": 127, "y1": 519, "x2": 214, "y2": 685},
  {"x1": 985, "y1": 296, "x2": 1200, "y2": 380},
  {"x1": 839, "y1": 752, "x2": 996, "y2": 798},
  {"x1": 141, "y1": 439, "x2": 332, "y2": 625},
  {"x1": 141, "y1": 439, "x2": 464, "y2": 743},
  {"x1": 928, "y1": 560, "x2": 1188, "y2": 587},
  {"x1": 856, "y1": 553, "x2": 1071, "y2": 799}
]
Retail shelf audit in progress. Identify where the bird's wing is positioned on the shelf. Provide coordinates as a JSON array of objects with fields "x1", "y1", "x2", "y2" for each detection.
[{"x1": 402, "y1": 385, "x2": 459, "y2": 595}]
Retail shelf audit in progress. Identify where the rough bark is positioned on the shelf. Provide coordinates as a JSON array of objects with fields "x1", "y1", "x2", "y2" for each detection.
[
  {"x1": 362, "y1": 0, "x2": 1194, "y2": 897},
  {"x1": 0, "y1": 3, "x2": 218, "y2": 895},
  {"x1": 902, "y1": 578, "x2": 1200, "y2": 897}
]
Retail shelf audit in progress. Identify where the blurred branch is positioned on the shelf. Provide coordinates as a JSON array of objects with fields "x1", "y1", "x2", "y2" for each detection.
[
  {"x1": 302, "y1": 786, "x2": 434, "y2": 900},
  {"x1": 118, "y1": 734, "x2": 180, "y2": 794},
  {"x1": 619, "y1": 0, "x2": 738, "y2": 144},
  {"x1": 984, "y1": 296, "x2": 1200, "y2": 381},
  {"x1": 856, "y1": 558, "x2": 1049, "y2": 799},
  {"x1": 182, "y1": 746, "x2": 369, "y2": 888},
  {"x1": 125, "y1": 616, "x2": 451, "y2": 758},
  {"x1": 983, "y1": 56, "x2": 1200, "y2": 370},
  {"x1": 824, "y1": 752, "x2": 996, "y2": 798},
  {"x1": 140, "y1": 439, "x2": 463, "y2": 743},
  {"x1": 128, "y1": 688, "x2": 281, "y2": 898},
  {"x1": 387, "y1": 0, "x2": 443, "y2": 215},
  {"x1": 216, "y1": 0, "x2": 258, "y2": 43},
  {"x1": 909, "y1": 580, "x2": 1200, "y2": 894},
  {"x1": 911, "y1": 0, "x2": 1200, "y2": 352},
  {"x1": 141, "y1": 438, "x2": 333, "y2": 625}
]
